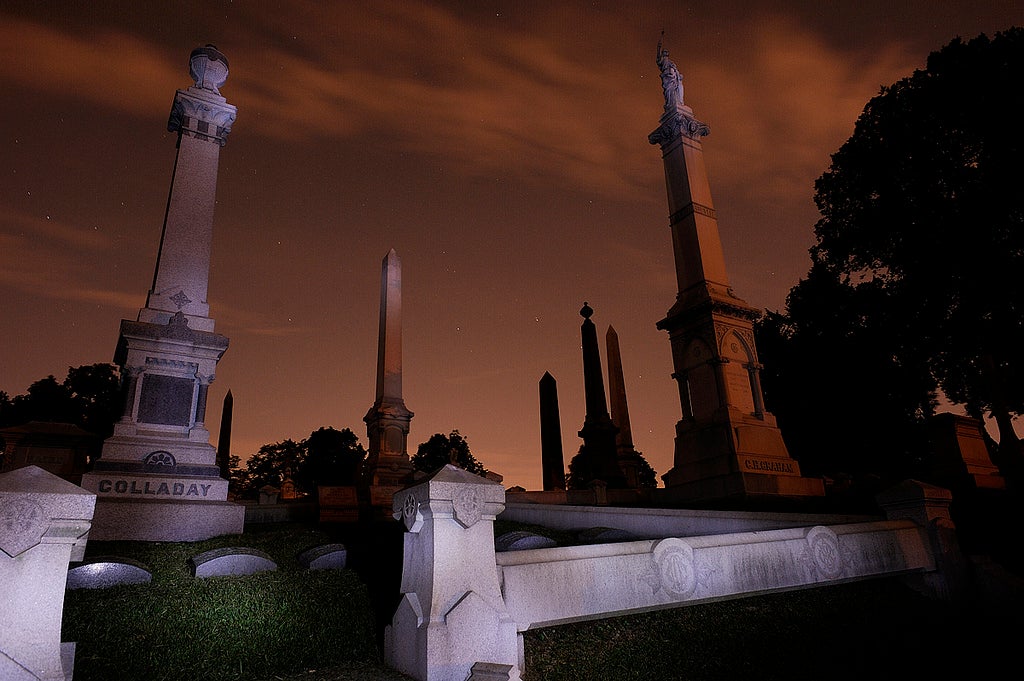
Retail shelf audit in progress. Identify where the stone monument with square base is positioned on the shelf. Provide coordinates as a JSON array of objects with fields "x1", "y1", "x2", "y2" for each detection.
[
  {"x1": 80, "y1": 45, "x2": 245, "y2": 540},
  {"x1": 648, "y1": 40, "x2": 823, "y2": 504},
  {"x1": 362, "y1": 249, "x2": 418, "y2": 518}
]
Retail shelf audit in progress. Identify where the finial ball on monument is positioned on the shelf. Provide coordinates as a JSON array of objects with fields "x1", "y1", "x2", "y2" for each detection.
[{"x1": 189, "y1": 44, "x2": 229, "y2": 93}]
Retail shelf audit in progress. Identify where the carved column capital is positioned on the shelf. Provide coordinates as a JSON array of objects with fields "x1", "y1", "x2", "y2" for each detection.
[
  {"x1": 168, "y1": 88, "x2": 237, "y2": 146},
  {"x1": 648, "y1": 109, "x2": 710, "y2": 147}
]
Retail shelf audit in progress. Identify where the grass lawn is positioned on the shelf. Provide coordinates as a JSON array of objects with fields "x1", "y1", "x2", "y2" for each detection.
[{"x1": 62, "y1": 520, "x2": 1021, "y2": 681}]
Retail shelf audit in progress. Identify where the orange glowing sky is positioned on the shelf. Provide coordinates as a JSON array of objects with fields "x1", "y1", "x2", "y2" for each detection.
[{"x1": 2, "y1": 1, "x2": 1019, "y2": 489}]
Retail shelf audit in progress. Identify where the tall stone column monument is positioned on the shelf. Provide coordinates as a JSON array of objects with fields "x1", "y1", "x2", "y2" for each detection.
[
  {"x1": 80, "y1": 45, "x2": 245, "y2": 540},
  {"x1": 573, "y1": 303, "x2": 627, "y2": 490},
  {"x1": 363, "y1": 249, "x2": 417, "y2": 515},
  {"x1": 648, "y1": 39, "x2": 822, "y2": 503}
]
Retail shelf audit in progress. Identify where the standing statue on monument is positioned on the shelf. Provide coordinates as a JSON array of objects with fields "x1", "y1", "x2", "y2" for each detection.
[{"x1": 657, "y1": 36, "x2": 684, "y2": 110}]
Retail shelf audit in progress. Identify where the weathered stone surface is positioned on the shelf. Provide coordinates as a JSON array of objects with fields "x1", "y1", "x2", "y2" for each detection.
[
  {"x1": 0, "y1": 465, "x2": 95, "y2": 681},
  {"x1": 189, "y1": 547, "x2": 277, "y2": 578},
  {"x1": 468, "y1": 662, "x2": 514, "y2": 681},
  {"x1": 86, "y1": 497, "x2": 244, "y2": 542},
  {"x1": 496, "y1": 520, "x2": 934, "y2": 630},
  {"x1": 67, "y1": 557, "x2": 152, "y2": 589},
  {"x1": 495, "y1": 531, "x2": 556, "y2": 552},
  {"x1": 297, "y1": 543, "x2": 347, "y2": 570},
  {"x1": 385, "y1": 465, "x2": 520, "y2": 680},
  {"x1": 577, "y1": 526, "x2": 638, "y2": 544}
]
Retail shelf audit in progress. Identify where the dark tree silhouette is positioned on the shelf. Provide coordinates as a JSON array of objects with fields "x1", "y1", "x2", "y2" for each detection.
[
  {"x1": 0, "y1": 363, "x2": 121, "y2": 437},
  {"x1": 299, "y1": 427, "x2": 366, "y2": 488},
  {"x1": 411, "y1": 430, "x2": 487, "y2": 476},
  {"x1": 231, "y1": 426, "x2": 368, "y2": 498},
  {"x1": 756, "y1": 264, "x2": 937, "y2": 488},
  {"x1": 789, "y1": 27, "x2": 1024, "y2": 485}
]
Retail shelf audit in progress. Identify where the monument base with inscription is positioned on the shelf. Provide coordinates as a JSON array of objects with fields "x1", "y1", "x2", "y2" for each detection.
[
  {"x1": 82, "y1": 452, "x2": 244, "y2": 540},
  {"x1": 662, "y1": 414, "x2": 824, "y2": 504}
]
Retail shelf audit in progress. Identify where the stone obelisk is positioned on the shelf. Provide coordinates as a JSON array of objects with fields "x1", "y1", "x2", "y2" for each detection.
[
  {"x1": 539, "y1": 372, "x2": 566, "y2": 491},
  {"x1": 606, "y1": 326, "x2": 645, "y2": 489},
  {"x1": 573, "y1": 303, "x2": 626, "y2": 489},
  {"x1": 364, "y1": 249, "x2": 416, "y2": 512},
  {"x1": 80, "y1": 45, "x2": 245, "y2": 540},
  {"x1": 648, "y1": 39, "x2": 822, "y2": 502},
  {"x1": 217, "y1": 389, "x2": 233, "y2": 480}
]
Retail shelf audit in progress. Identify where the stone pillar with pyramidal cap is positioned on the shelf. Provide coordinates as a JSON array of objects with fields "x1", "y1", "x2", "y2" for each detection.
[
  {"x1": 649, "y1": 38, "x2": 822, "y2": 503},
  {"x1": 364, "y1": 249, "x2": 416, "y2": 511},
  {"x1": 79, "y1": 45, "x2": 245, "y2": 540}
]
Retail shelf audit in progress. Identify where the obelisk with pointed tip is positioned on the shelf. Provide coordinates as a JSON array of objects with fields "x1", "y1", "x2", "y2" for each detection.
[
  {"x1": 574, "y1": 303, "x2": 626, "y2": 489},
  {"x1": 80, "y1": 45, "x2": 245, "y2": 540},
  {"x1": 539, "y1": 372, "x2": 566, "y2": 491},
  {"x1": 217, "y1": 389, "x2": 233, "y2": 480},
  {"x1": 364, "y1": 249, "x2": 415, "y2": 492},
  {"x1": 649, "y1": 39, "x2": 822, "y2": 502},
  {"x1": 606, "y1": 325, "x2": 645, "y2": 489}
]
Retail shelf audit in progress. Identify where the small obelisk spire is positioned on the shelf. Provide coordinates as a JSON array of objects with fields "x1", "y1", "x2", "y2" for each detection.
[
  {"x1": 539, "y1": 372, "x2": 566, "y2": 491},
  {"x1": 606, "y1": 326, "x2": 644, "y2": 489},
  {"x1": 364, "y1": 249, "x2": 415, "y2": 488},
  {"x1": 140, "y1": 44, "x2": 237, "y2": 333},
  {"x1": 606, "y1": 326, "x2": 633, "y2": 450},
  {"x1": 376, "y1": 248, "x2": 404, "y2": 403}
]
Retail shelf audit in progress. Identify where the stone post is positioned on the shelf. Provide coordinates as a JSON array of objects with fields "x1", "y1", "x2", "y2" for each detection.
[
  {"x1": 0, "y1": 466, "x2": 96, "y2": 681},
  {"x1": 385, "y1": 465, "x2": 520, "y2": 681}
]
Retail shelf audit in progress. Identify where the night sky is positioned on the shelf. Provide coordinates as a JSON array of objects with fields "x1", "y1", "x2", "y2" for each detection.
[{"x1": 2, "y1": 1, "x2": 1020, "y2": 489}]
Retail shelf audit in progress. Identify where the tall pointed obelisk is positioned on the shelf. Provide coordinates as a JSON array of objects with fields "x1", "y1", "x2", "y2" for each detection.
[
  {"x1": 606, "y1": 326, "x2": 645, "y2": 489},
  {"x1": 539, "y1": 372, "x2": 566, "y2": 491},
  {"x1": 80, "y1": 45, "x2": 245, "y2": 539},
  {"x1": 572, "y1": 303, "x2": 626, "y2": 489},
  {"x1": 648, "y1": 39, "x2": 822, "y2": 502},
  {"x1": 364, "y1": 249, "x2": 416, "y2": 511},
  {"x1": 217, "y1": 389, "x2": 233, "y2": 480}
]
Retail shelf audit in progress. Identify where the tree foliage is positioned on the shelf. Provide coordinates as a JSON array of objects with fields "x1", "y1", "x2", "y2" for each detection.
[
  {"x1": 0, "y1": 363, "x2": 121, "y2": 437},
  {"x1": 566, "y1": 448, "x2": 659, "y2": 490},
  {"x1": 756, "y1": 265, "x2": 937, "y2": 485},
  {"x1": 411, "y1": 430, "x2": 487, "y2": 476},
  {"x1": 231, "y1": 427, "x2": 366, "y2": 499},
  {"x1": 764, "y1": 28, "x2": 1024, "y2": 484}
]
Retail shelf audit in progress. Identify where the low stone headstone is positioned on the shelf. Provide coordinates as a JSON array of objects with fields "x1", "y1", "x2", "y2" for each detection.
[
  {"x1": 258, "y1": 485, "x2": 280, "y2": 505},
  {"x1": 188, "y1": 547, "x2": 277, "y2": 578},
  {"x1": 577, "y1": 526, "x2": 638, "y2": 544},
  {"x1": 67, "y1": 557, "x2": 152, "y2": 589},
  {"x1": 318, "y1": 485, "x2": 360, "y2": 523},
  {"x1": 495, "y1": 531, "x2": 557, "y2": 552},
  {"x1": 297, "y1": 543, "x2": 347, "y2": 570},
  {"x1": 0, "y1": 465, "x2": 95, "y2": 681}
]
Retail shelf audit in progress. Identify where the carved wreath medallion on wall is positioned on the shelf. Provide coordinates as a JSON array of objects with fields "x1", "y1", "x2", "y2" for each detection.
[
  {"x1": 803, "y1": 526, "x2": 845, "y2": 580},
  {"x1": 641, "y1": 538, "x2": 709, "y2": 600}
]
